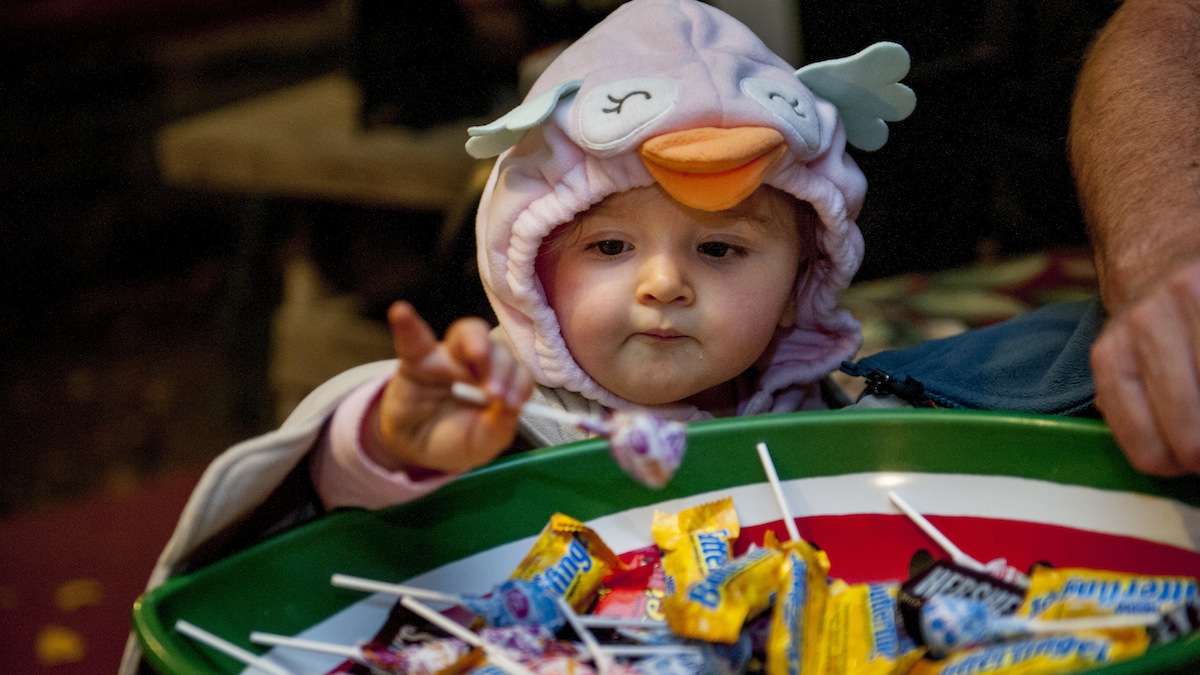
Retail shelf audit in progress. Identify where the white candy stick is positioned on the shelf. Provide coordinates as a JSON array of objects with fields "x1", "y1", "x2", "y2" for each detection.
[
  {"x1": 1021, "y1": 613, "x2": 1162, "y2": 635},
  {"x1": 598, "y1": 644, "x2": 704, "y2": 658},
  {"x1": 331, "y1": 573, "x2": 462, "y2": 605},
  {"x1": 557, "y1": 597, "x2": 613, "y2": 675},
  {"x1": 249, "y1": 632, "x2": 364, "y2": 661},
  {"x1": 452, "y1": 382, "x2": 604, "y2": 431},
  {"x1": 756, "y1": 442, "x2": 801, "y2": 542},
  {"x1": 887, "y1": 490, "x2": 988, "y2": 573},
  {"x1": 399, "y1": 596, "x2": 535, "y2": 675},
  {"x1": 576, "y1": 616, "x2": 668, "y2": 629},
  {"x1": 174, "y1": 621, "x2": 292, "y2": 675}
]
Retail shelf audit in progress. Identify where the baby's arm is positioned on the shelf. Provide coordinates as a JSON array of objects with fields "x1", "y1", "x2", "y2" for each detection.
[{"x1": 312, "y1": 302, "x2": 534, "y2": 509}]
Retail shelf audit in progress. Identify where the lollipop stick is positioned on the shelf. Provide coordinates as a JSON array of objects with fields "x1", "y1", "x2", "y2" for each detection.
[
  {"x1": 577, "y1": 616, "x2": 668, "y2": 629},
  {"x1": 756, "y1": 442, "x2": 801, "y2": 542},
  {"x1": 1024, "y1": 613, "x2": 1162, "y2": 634},
  {"x1": 249, "y1": 632, "x2": 363, "y2": 661},
  {"x1": 174, "y1": 621, "x2": 292, "y2": 675},
  {"x1": 598, "y1": 644, "x2": 704, "y2": 658},
  {"x1": 887, "y1": 491, "x2": 987, "y2": 573},
  {"x1": 451, "y1": 382, "x2": 602, "y2": 431},
  {"x1": 331, "y1": 573, "x2": 462, "y2": 605},
  {"x1": 399, "y1": 596, "x2": 535, "y2": 675},
  {"x1": 557, "y1": 597, "x2": 613, "y2": 675}
]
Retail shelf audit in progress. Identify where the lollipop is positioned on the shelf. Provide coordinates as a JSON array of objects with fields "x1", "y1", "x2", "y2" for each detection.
[
  {"x1": 918, "y1": 595, "x2": 1161, "y2": 658},
  {"x1": 888, "y1": 490, "x2": 1030, "y2": 588},
  {"x1": 452, "y1": 382, "x2": 686, "y2": 488}
]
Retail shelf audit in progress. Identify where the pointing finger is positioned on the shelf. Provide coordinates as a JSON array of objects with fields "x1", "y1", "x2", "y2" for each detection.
[{"x1": 388, "y1": 302, "x2": 438, "y2": 363}]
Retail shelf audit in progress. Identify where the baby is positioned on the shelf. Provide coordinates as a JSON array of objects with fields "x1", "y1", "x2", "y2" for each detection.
[
  {"x1": 120, "y1": 5, "x2": 913, "y2": 669},
  {"x1": 120, "y1": 2, "x2": 912, "y2": 667},
  {"x1": 309, "y1": 0, "x2": 915, "y2": 507}
]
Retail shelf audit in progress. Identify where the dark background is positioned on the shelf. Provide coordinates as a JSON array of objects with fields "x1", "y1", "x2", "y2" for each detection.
[{"x1": 0, "y1": 1, "x2": 1115, "y2": 670}]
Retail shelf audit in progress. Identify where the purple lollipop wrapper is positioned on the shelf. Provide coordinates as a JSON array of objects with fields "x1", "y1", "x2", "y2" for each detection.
[
  {"x1": 478, "y1": 624, "x2": 557, "y2": 659},
  {"x1": 605, "y1": 412, "x2": 687, "y2": 489},
  {"x1": 362, "y1": 637, "x2": 470, "y2": 674}
]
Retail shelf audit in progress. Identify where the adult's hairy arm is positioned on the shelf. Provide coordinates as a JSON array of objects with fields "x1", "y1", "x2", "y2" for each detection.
[{"x1": 1070, "y1": 0, "x2": 1200, "y2": 475}]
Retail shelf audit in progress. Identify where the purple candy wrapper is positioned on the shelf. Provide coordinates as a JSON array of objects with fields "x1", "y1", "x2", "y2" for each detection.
[{"x1": 606, "y1": 412, "x2": 686, "y2": 489}]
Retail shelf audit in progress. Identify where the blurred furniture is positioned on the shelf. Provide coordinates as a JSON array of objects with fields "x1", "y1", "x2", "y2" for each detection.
[
  {"x1": 157, "y1": 73, "x2": 487, "y2": 427},
  {"x1": 158, "y1": 74, "x2": 476, "y2": 208}
]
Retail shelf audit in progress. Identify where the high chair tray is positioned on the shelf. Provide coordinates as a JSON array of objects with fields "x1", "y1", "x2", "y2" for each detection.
[{"x1": 134, "y1": 409, "x2": 1200, "y2": 674}]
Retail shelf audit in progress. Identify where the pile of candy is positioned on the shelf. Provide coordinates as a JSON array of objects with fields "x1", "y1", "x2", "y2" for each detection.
[{"x1": 175, "y1": 444, "x2": 1200, "y2": 675}]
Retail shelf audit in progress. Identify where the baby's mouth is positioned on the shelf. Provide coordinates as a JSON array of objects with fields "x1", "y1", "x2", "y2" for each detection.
[{"x1": 635, "y1": 329, "x2": 688, "y2": 341}]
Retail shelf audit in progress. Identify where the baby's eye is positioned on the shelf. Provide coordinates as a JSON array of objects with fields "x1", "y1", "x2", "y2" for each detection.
[
  {"x1": 698, "y1": 242, "x2": 743, "y2": 258},
  {"x1": 588, "y1": 239, "x2": 631, "y2": 256}
]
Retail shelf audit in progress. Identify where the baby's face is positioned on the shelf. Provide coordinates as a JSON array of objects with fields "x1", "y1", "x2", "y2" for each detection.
[{"x1": 537, "y1": 185, "x2": 806, "y2": 406}]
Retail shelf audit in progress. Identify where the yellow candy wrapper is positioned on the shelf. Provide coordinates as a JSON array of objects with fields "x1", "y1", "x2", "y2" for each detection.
[
  {"x1": 813, "y1": 581, "x2": 924, "y2": 675},
  {"x1": 907, "y1": 630, "x2": 1149, "y2": 675},
  {"x1": 1020, "y1": 567, "x2": 1198, "y2": 620},
  {"x1": 510, "y1": 513, "x2": 622, "y2": 612},
  {"x1": 664, "y1": 545, "x2": 784, "y2": 643},
  {"x1": 765, "y1": 539, "x2": 832, "y2": 675},
  {"x1": 652, "y1": 497, "x2": 740, "y2": 596}
]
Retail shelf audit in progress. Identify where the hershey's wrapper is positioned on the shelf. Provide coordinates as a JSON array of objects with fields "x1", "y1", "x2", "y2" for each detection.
[{"x1": 898, "y1": 559, "x2": 1026, "y2": 647}]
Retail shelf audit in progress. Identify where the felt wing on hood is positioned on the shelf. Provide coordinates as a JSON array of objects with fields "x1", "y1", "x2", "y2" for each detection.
[
  {"x1": 465, "y1": 80, "x2": 582, "y2": 158},
  {"x1": 795, "y1": 42, "x2": 916, "y2": 152}
]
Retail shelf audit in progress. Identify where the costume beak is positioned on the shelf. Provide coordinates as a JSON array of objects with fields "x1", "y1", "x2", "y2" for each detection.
[{"x1": 639, "y1": 127, "x2": 787, "y2": 211}]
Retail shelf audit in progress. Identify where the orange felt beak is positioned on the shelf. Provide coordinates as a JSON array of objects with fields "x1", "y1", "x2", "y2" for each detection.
[{"x1": 639, "y1": 127, "x2": 787, "y2": 211}]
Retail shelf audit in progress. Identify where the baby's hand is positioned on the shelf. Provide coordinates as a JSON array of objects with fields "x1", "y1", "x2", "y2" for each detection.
[{"x1": 365, "y1": 301, "x2": 534, "y2": 474}]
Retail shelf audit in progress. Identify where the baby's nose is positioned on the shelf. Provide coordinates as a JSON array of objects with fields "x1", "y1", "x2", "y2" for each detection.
[{"x1": 637, "y1": 255, "x2": 693, "y2": 305}]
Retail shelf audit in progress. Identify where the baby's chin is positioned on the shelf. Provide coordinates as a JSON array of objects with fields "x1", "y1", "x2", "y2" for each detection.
[{"x1": 601, "y1": 375, "x2": 717, "y2": 408}]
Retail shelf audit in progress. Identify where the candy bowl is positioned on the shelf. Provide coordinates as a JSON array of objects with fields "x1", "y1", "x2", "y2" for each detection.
[{"x1": 133, "y1": 409, "x2": 1200, "y2": 674}]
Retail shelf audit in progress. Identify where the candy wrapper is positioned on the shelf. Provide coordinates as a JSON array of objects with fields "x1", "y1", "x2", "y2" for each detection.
[
  {"x1": 810, "y1": 581, "x2": 922, "y2": 675},
  {"x1": 593, "y1": 561, "x2": 669, "y2": 621},
  {"x1": 463, "y1": 579, "x2": 566, "y2": 632},
  {"x1": 360, "y1": 638, "x2": 470, "y2": 674},
  {"x1": 652, "y1": 498, "x2": 740, "y2": 597},
  {"x1": 906, "y1": 631, "x2": 1149, "y2": 675},
  {"x1": 511, "y1": 513, "x2": 623, "y2": 612},
  {"x1": 1148, "y1": 598, "x2": 1200, "y2": 646},
  {"x1": 1019, "y1": 567, "x2": 1198, "y2": 620},
  {"x1": 898, "y1": 560, "x2": 1026, "y2": 645},
  {"x1": 604, "y1": 411, "x2": 687, "y2": 489},
  {"x1": 664, "y1": 545, "x2": 784, "y2": 643},
  {"x1": 765, "y1": 540, "x2": 831, "y2": 675}
]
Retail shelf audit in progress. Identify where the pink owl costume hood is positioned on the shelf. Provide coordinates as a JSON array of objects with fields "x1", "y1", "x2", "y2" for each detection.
[{"x1": 468, "y1": 0, "x2": 915, "y2": 417}]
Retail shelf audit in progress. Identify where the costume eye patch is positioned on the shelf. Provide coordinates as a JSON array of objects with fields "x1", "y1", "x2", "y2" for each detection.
[
  {"x1": 602, "y1": 90, "x2": 653, "y2": 114},
  {"x1": 740, "y1": 77, "x2": 820, "y2": 153},
  {"x1": 578, "y1": 77, "x2": 679, "y2": 151}
]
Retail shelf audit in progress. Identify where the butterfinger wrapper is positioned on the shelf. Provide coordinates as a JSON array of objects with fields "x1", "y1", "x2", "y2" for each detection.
[
  {"x1": 815, "y1": 582, "x2": 923, "y2": 674},
  {"x1": 664, "y1": 545, "x2": 784, "y2": 643},
  {"x1": 906, "y1": 631, "x2": 1149, "y2": 674},
  {"x1": 511, "y1": 513, "x2": 622, "y2": 612},
  {"x1": 766, "y1": 540, "x2": 832, "y2": 675},
  {"x1": 1020, "y1": 566, "x2": 1198, "y2": 620},
  {"x1": 652, "y1": 497, "x2": 740, "y2": 596}
]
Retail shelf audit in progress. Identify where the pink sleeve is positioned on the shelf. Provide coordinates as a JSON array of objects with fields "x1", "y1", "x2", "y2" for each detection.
[{"x1": 311, "y1": 373, "x2": 458, "y2": 510}]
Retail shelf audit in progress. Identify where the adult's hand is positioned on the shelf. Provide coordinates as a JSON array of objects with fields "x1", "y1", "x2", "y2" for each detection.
[{"x1": 1091, "y1": 259, "x2": 1200, "y2": 475}]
